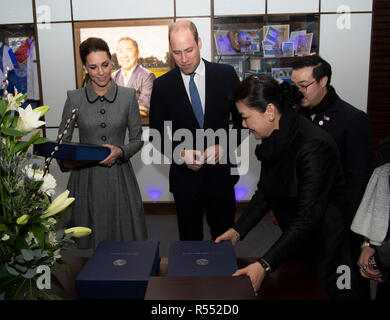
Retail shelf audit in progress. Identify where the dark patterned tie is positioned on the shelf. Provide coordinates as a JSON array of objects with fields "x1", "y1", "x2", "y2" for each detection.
[{"x1": 189, "y1": 72, "x2": 204, "y2": 128}]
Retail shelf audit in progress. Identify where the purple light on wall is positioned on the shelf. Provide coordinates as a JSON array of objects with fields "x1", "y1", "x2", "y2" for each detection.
[
  {"x1": 147, "y1": 189, "x2": 163, "y2": 201},
  {"x1": 235, "y1": 186, "x2": 248, "y2": 202}
]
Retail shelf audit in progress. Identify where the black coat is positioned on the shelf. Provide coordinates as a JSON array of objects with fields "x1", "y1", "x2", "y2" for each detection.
[
  {"x1": 300, "y1": 86, "x2": 372, "y2": 212},
  {"x1": 234, "y1": 109, "x2": 364, "y2": 298},
  {"x1": 149, "y1": 60, "x2": 241, "y2": 196}
]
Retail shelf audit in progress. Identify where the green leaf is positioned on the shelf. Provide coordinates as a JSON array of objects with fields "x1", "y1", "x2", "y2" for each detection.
[
  {"x1": 21, "y1": 249, "x2": 35, "y2": 262},
  {"x1": 0, "y1": 224, "x2": 8, "y2": 232},
  {"x1": 22, "y1": 268, "x2": 37, "y2": 279},
  {"x1": 5, "y1": 265, "x2": 20, "y2": 276},
  {"x1": 15, "y1": 236, "x2": 29, "y2": 251},
  {"x1": 33, "y1": 137, "x2": 50, "y2": 145},
  {"x1": 14, "y1": 141, "x2": 31, "y2": 153},
  {"x1": 11, "y1": 116, "x2": 18, "y2": 128},
  {"x1": 28, "y1": 129, "x2": 41, "y2": 143},
  {"x1": 17, "y1": 92, "x2": 28, "y2": 103},
  {"x1": 30, "y1": 216, "x2": 45, "y2": 225},
  {"x1": 1, "y1": 127, "x2": 25, "y2": 137},
  {"x1": 13, "y1": 264, "x2": 27, "y2": 274},
  {"x1": 31, "y1": 225, "x2": 45, "y2": 249},
  {"x1": 32, "y1": 249, "x2": 43, "y2": 258},
  {"x1": 0, "y1": 99, "x2": 7, "y2": 116}
]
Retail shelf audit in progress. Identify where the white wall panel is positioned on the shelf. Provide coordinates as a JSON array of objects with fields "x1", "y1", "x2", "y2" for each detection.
[
  {"x1": 0, "y1": 0, "x2": 33, "y2": 24},
  {"x1": 177, "y1": 17, "x2": 212, "y2": 62},
  {"x1": 214, "y1": 0, "x2": 265, "y2": 16},
  {"x1": 38, "y1": 23, "x2": 76, "y2": 126},
  {"x1": 319, "y1": 14, "x2": 372, "y2": 112},
  {"x1": 71, "y1": 0, "x2": 174, "y2": 20},
  {"x1": 321, "y1": 0, "x2": 373, "y2": 12},
  {"x1": 235, "y1": 134, "x2": 262, "y2": 201},
  {"x1": 35, "y1": 0, "x2": 72, "y2": 22},
  {"x1": 176, "y1": 0, "x2": 210, "y2": 17},
  {"x1": 267, "y1": 0, "x2": 319, "y2": 14}
]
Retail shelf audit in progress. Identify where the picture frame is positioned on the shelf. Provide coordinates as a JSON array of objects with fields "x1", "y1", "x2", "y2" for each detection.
[
  {"x1": 296, "y1": 33, "x2": 313, "y2": 56},
  {"x1": 282, "y1": 41, "x2": 295, "y2": 57},
  {"x1": 73, "y1": 19, "x2": 173, "y2": 125},
  {"x1": 73, "y1": 19, "x2": 172, "y2": 89},
  {"x1": 263, "y1": 25, "x2": 290, "y2": 47},
  {"x1": 271, "y1": 67, "x2": 293, "y2": 82}
]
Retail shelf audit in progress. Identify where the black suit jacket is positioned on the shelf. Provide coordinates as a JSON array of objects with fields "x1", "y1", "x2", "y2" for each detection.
[
  {"x1": 149, "y1": 60, "x2": 241, "y2": 196},
  {"x1": 235, "y1": 109, "x2": 352, "y2": 271},
  {"x1": 300, "y1": 86, "x2": 372, "y2": 212}
]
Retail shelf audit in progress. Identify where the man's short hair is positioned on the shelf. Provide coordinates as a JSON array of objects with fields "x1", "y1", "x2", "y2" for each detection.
[
  {"x1": 117, "y1": 37, "x2": 139, "y2": 53},
  {"x1": 291, "y1": 55, "x2": 332, "y2": 87},
  {"x1": 168, "y1": 20, "x2": 199, "y2": 44}
]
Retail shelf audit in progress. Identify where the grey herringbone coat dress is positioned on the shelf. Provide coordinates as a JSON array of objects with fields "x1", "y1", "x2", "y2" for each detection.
[{"x1": 58, "y1": 80, "x2": 147, "y2": 249}]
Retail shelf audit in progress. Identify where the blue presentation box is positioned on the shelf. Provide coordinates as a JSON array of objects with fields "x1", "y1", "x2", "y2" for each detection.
[
  {"x1": 33, "y1": 141, "x2": 110, "y2": 161},
  {"x1": 75, "y1": 241, "x2": 160, "y2": 299},
  {"x1": 167, "y1": 241, "x2": 238, "y2": 276}
]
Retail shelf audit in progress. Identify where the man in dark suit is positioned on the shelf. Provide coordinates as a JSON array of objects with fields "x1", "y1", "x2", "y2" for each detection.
[
  {"x1": 291, "y1": 55, "x2": 373, "y2": 300},
  {"x1": 291, "y1": 55, "x2": 372, "y2": 218},
  {"x1": 149, "y1": 20, "x2": 241, "y2": 241}
]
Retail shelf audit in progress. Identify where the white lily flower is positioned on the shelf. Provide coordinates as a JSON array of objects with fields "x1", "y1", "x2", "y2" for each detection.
[
  {"x1": 6, "y1": 88, "x2": 24, "y2": 111},
  {"x1": 42, "y1": 190, "x2": 75, "y2": 218},
  {"x1": 23, "y1": 164, "x2": 56, "y2": 197},
  {"x1": 16, "y1": 104, "x2": 45, "y2": 133}
]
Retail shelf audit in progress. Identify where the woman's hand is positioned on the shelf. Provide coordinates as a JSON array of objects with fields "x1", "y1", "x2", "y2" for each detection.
[
  {"x1": 215, "y1": 228, "x2": 240, "y2": 246},
  {"x1": 358, "y1": 246, "x2": 383, "y2": 282},
  {"x1": 99, "y1": 144, "x2": 123, "y2": 167},
  {"x1": 233, "y1": 262, "x2": 266, "y2": 293}
]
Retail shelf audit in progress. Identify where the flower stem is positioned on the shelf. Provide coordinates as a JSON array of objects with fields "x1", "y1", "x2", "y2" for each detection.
[{"x1": 0, "y1": 168, "x2": 6, "y2": 219}]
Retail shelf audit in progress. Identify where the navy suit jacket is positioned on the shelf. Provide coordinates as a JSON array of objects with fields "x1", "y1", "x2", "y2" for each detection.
[{"x1": 149, "y1": 59, "x2": 241, "y2": 196}]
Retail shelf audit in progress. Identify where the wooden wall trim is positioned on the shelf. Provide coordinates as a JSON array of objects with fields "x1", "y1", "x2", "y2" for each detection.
[{"x1": 367, "y1": 0, "x2": 390, "y2": 154}]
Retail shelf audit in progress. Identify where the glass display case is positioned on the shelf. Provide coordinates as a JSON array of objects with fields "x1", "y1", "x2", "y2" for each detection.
[{"x1": 213, "y1": 14, "x2": 319, "y2": 81}]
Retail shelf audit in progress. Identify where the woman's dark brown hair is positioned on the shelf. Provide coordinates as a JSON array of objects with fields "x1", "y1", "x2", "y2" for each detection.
[{"x1": 79, "y1": 37, "x2": 112, "y2": 86}]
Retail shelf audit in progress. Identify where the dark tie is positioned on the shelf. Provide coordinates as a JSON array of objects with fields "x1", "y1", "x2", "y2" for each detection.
[{"x1": 189, "y1": 72, "x2": 204, "y2": 128}]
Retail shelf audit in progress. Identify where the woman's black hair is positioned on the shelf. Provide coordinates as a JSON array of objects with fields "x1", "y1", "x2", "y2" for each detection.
[
  {"x1": 79, "y1": 37, "x2": 112, "y2": 86},
  {"x1": 231, "y1": 74, "x2": 303, "y2": 113}
]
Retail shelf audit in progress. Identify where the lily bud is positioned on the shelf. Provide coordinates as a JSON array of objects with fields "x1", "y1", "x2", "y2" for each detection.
[
  {"x1": 42, "y1": 190, "x2": 75, "y2": 218},
  {"x1": 64, "y1": 227, "x2": 92, "y2": 238},
  {"x1": 16, "y1": 214, "x2": 30, "y2": 225}
]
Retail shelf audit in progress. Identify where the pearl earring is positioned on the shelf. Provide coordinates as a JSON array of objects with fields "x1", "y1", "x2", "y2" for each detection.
[{"x1": 269, "y1": 115, "x2": 273, "y2": 121}]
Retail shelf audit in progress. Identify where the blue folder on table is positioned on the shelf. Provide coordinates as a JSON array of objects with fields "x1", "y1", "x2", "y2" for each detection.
[
  {"x1": 33, "y1": 141, "x2": 110, "y2": 161},
  {"x1": 75, "y1": 241, "x2": 160, "y2": 299},
  {"x1": 167, "y1": 241, "x2": 237, "y2": 276}
]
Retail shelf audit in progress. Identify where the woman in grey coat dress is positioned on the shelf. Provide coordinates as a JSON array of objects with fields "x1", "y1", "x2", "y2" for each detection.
[{"x1": 58, "y1": 37, "x2": 147, "y2": 249}]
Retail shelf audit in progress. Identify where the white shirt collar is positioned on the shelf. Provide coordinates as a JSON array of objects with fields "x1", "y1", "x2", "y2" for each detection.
[{"x1": 181, "y1": 59, "x2": 205, "y2": 78}]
